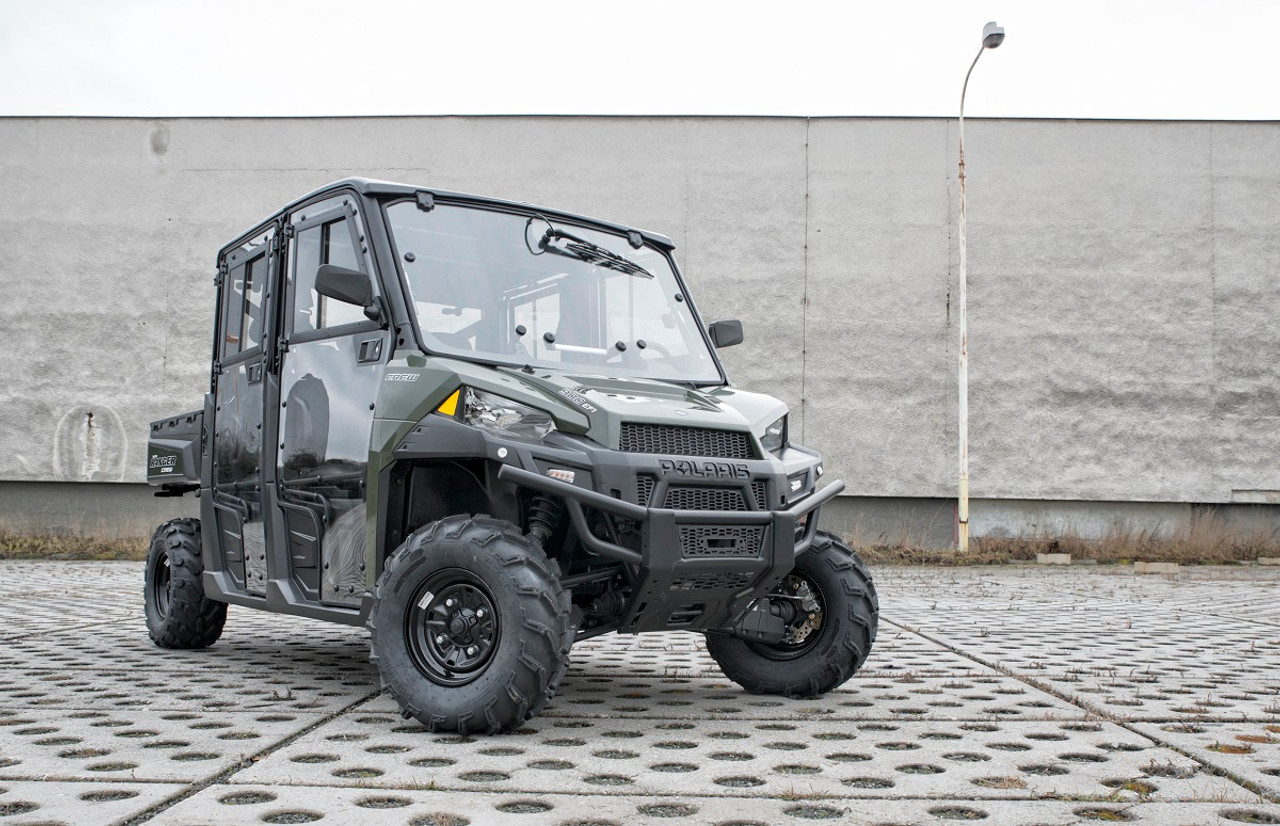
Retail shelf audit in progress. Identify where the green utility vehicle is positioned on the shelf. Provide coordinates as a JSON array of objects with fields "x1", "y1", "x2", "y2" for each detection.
[{"x1": 144, "y1": 179, "x2": 878, "y2": 733}]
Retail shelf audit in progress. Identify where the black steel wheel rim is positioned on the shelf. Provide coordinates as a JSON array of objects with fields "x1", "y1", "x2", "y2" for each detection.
[
  {"x1": 152, "y1": 552, "x2": 172, "y2": 620},
  {"x1": 406, "y1": 569, "x2": 501, "y2": 687},
  {"x1": 746, "y1": 570, "x2": 827, "y2": 661}
]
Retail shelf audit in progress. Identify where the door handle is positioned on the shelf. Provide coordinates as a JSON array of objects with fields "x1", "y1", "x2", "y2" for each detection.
[
  {"x1": 247, "y1": 362, "x2": 264, "y2": 384},
  {"x1": 358, "y1": 338, "x2": 384, "y2": 364}
]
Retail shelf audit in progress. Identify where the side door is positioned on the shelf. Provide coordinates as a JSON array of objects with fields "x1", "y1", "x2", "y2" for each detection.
[
  {"x1": 276, "y1": 194, "x2": 388, "y2": 606},
  {"x1": 210, "y1": 233, "x2": 275, "y2": 595}
]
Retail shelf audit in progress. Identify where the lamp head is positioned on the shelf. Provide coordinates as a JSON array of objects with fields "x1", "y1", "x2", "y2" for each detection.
[{"x1": 982, "y1": 21, "x2": 1005, "y2": 49}]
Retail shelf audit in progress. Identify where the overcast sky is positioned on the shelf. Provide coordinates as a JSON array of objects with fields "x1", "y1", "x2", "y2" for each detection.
[{"x1": 1, "y1": 0, "x2": 1275, "y2": 120}]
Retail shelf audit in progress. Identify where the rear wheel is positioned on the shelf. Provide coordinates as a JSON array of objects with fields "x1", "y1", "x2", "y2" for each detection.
[
  {"x1": 144, "y1": 518, "x2": 227, "y2": 649},
  {"x1": 368, "y1": 515, "x2": 573, "y2": 734},
  {"x1": 706, "y1": 531, "x2": 877, "y2": 696}
]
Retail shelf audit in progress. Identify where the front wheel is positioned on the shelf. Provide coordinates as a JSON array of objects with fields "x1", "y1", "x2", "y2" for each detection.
[
  {"x1": 706, "y1": 531, "x2": 878, "y2": 696},
  {"x1": 367, "y1": 515, "x2": 573, "y2": 734}
]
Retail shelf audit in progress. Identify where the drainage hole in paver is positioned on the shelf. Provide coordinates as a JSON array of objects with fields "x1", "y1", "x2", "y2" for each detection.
[
  {"x1": 813, "y1": 732, "x2": 854, "y2": 741},
  {"x1": 14, "y1": 726, "x2": 58, "y2": 736},
  {"x1": 920, "y1": 732, "x2": 962, "y2": 741},
  {"x1": 353, "y1": 716, "x2": 395, "y2": 725},
  {"x1": 826, "y1": 752, "x2": 872, "y2": 763},
  {"x1": 897, "y1": 763, "x2": 944, "y2": 775},
  {"x1": 261, "y1": 811, "x2": 322, "y2": 824},
  {"x1": 1141, "y1": 761, "x2": 1197, "y2": 779},
  {"x1": 142, "y1": 740, "x2": 189, "y2": 750},
  {"x1": 116, "y1": 729, "x2": 160, "y2": 739},
  {"x1": 1220, "y1": 809, "x2": 1280, "y2": 824},
  {"x1": 495, "y1": 800, "x2": 553, "y2": 814},
  {"x1": 553, "y1": 720, "x2": 594, "y2": 729},
  {"x1": 1024, "y1": 732, "x2": 1069, "y2": 741},
  {"x1": 457, "y1": 770, "x2": 508, "y2": 782},
  {"x1": 59, "y1": 748, "x2": 110, "y2": 759},
  {"x1": 172, "y1": 752, "x2": 220, "y2": 762},
  {"x1": 594, "y1": 749, "x2": 638, "y2": 759},
  {"x1": 708, "y1": 731, "x2": 749, "y2": 740},
  {"x1": 651, "y1": 762, "x2": 697, "y2": 773},
  {"x1": 0, "y1": 802, "x2": 39, "y2": 816},
  {"x1": 81, "y1": 789, "x2": 141, "y2": 803},
  {"x1": 1261, "y1": 768, "x2": 1280, "y2": 777},
  {"x1": 875, "y1": 742, "x2": 918, "y2": 751},
  {"x1": 409, "y1": 757, "x2": 455, "y2": 768},
  {"x1": 219, "y1": 731, "x2": 262, "y2": 741},
  {"x1": 710, "y1": 751, "x2": 753, "y2": 761},
  {"x1": 929, "y1": 806, "x2": 988, "y2": 821},
  {"x1": 987, "y1": 742, "x2": 1031, "y2": 752},
  {"x1": 220, "y1": 791, "x2": 278, "y2": 805},
  {"x1": 528, "y1": 759, "x2": 574, "y2": 770},
  {"x1": 1059, "y1": 752, "x2": 1109, "y2": 763},
  {"x1": 34, "y1": 737, "x2": 80, "y2": 746},
  {"x1": 1101, "y1": 778, "x2": 1157, "y2": 795},
  {"x1": 1061, "y1": 722, "x2": 1103, "y2": 732},
  {"x1": 366, "y1": 745, "x2": 410, "y2": 754},
  {"x1": 1073, "y1": 807, "x2": 1135, "y2": 822},
  {"x1": 1019, "y1": 764, "x2": 1069, "y2": 776},
  {"x1": 638, "y1": 802, "x2": 697, "y2": 818},
  {"x1": 943, "y1": 752, "x2": 990, "y2": 762},
  {"x1": 654, "y1": 741, "x2": 697, "y2": 750},
  {"x1": 970, "y1": 776, "x2": 1027, "y2": 790},
  {"x1": 557, "y1": 819, "x2": 617, "y2": 826},
  {"x1": 655, "y1": 722, "x2": 696, "y2": 730},
  {"x1": 325, "y1": 733, "x2": 367, "y2": 742},
  {"x1": 783, "y1": 804, "x2": 844, "y2": 820},
  {"x1": 843, "y1": 777, "x2": 894, "y2": 789},
  {"x1": 478, "y1": 747, "x2": 523, "y2": 756},
  {"x1": 545, "y1": 738, "x2": 586, "y2": 747},
  {"x1": 860, "y1": 723, "x2": 898, "y2": 732},
  {"x1": 189, "y1": 722, "x2": 231, "y2": 730},
  {"x1": 601, "y1": 730, "x2": 643, "y2": 739},
  {"x1": 715, "y1": 775, "x2": 764, "y2": 787},
  {"x1": 584, "y1": 774, "x2": 633, "y2": 786},
  {"x1": 87, "y1": 761, "x2": 139, "y2": 772},
  {"x1": 355, "y1": 796, "x2": 411, "y2": 809},
  {"x1": 256, "y1": 714, "x2": 297, "y2": 723},
  {"x1": 292, "y1": 753, "x2": 340, "y2": 764},
  {"x1": 333, "y1": 767, "x2": 385, "y2": 779}
]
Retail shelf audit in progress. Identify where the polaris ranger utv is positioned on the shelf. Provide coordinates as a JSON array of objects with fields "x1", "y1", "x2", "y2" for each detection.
[{"x1": 145, "y1": 178, "x2": 877, "y2": 733}]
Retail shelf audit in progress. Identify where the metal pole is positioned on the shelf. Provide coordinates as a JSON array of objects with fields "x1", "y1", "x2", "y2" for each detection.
[{"x1": 957, "y1": 44, "x2": 984, "y2": 553}]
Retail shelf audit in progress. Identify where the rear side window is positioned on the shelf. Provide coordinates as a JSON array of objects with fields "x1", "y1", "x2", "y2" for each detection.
[{"x1": 220, "y1": 253, "x2": 266, "y2": 358}]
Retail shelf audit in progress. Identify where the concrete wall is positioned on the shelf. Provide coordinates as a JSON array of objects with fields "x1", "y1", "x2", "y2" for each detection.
[{"x1": 2, "y1": 116, "x2": 1278, "y2": 535}]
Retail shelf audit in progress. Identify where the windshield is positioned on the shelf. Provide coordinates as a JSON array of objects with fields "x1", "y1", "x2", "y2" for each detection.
[{"x1": 386, "y1": 201, "x2": 723, "y2": 384}]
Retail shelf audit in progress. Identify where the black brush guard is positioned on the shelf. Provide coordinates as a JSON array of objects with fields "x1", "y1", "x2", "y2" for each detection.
[{"x1": 497, "y1": 464, "x2": 845, "y2": 635}]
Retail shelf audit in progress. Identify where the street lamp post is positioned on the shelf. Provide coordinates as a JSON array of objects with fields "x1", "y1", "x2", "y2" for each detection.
[{"x1": 957, "y1": 21, "x2": 1004, "y2": 553}]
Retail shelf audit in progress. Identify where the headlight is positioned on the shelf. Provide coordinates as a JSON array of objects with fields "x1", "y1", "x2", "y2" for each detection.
[
  {"x1": 761, "y1": 415, "x2": 787, "y2": 455},
  {"x1": 462, "y1": 388, "x2": 555, "y2": 441}
]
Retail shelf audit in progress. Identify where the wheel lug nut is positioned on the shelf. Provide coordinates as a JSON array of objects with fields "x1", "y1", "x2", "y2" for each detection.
[
  {"x1": 445, "y1": 599, "x2": 454, "y2": 608},
  {"x1": 476, "y1": 609, "x2": 485, "y2": 618},
  {"x1": 435, "y1": 635, "x2": 445, "y2": 644},
  {"x1": 466, "y1": 646, "x2": 477, "y2": 656}
]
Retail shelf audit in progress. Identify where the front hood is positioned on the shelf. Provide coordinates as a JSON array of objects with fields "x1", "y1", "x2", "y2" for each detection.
[{"x1": 505, "y1": 370, "x2": 787, "y2": 451}]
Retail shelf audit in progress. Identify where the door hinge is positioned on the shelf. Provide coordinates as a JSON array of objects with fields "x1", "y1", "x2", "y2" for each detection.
[
  {"x1": 283, "y1": 223, "x2": 295, "y2": 238},
  {"x1": 416, "y1": 191, "x2": 435, "y2": 212}
]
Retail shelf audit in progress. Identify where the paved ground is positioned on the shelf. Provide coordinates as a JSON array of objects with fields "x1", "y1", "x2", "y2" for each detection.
[{"x1": 1, "y1": 562, "x2": 1279, "y2": 825}]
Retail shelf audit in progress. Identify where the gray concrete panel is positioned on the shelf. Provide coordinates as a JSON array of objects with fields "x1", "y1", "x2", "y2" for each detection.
[{"x1": 3, "y1": 115, "x2": 1280, "y2": 522}]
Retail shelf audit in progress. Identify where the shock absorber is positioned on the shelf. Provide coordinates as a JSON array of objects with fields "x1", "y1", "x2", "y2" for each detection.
[{"x1": 527, "y1": 493, "x2": 564, "y2": 547}]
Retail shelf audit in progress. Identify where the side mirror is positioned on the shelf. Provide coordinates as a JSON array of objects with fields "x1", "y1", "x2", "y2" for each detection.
[
  {"x1": 708, "y1": 319, "x2": 744, "y2": 348},
  {"x1": 315, "y1": 264, "x2": 373, "y2": 307}
]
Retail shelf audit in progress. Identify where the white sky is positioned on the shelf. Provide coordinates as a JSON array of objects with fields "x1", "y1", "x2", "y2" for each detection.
[{"x1": 1, "y1": 0, "x2": 1276, "y2": 120}]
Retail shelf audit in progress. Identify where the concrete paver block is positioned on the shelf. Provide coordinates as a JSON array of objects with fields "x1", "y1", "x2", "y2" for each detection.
[
  {"x1": 1134, "y1": 561, "x2": 1181, "y2": 574},
  {"x1": 1037, "y1": 553, "x2": 1072, "y2": 565}
]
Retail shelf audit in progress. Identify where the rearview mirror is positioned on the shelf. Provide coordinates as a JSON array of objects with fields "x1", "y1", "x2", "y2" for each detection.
[
  {"x1": 315, "y1": 264, "x2": 373, "y2": 307},
  {"x1": 708, "y1": 319, "x2": 744, "y2": 348}
]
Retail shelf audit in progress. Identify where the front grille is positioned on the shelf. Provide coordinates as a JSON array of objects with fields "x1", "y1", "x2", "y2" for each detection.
[
  {"x1": 673, "y1": 572, "x2": 756, "y2": 591},
  {"x1": 679, "y1": 526, "x2": 765, "y2": 558},
  {"x1": 636, "y1": 474, "x2": 656, "y2": 507},
  {"x1": 620, "y1": 423, "x2": 753, "y2": 459},
  {"x1": 752, "y1": 481, "x2": 769, "y2": 510},
  {"x1": 664, "y1": 486, "x2": 748, "y2": 511}
]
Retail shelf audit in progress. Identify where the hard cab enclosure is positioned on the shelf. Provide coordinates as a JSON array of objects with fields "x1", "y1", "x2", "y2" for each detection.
[{"x1": 144, "y1": 179, "x2": 877, "y2": 732}]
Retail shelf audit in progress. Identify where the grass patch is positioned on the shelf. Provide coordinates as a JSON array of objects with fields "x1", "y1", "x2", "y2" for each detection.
[
  {"x1": 0, "y1": 530, "x2": 147, "y2": 561},
  {"x1": 858, "y1": 508, "x2": 1280, "y2": 566}
]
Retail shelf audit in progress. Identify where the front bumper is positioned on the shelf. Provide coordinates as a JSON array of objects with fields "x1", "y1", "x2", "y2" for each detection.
[{"x1": 496, "y1": 464, "x2": 845, "y2": 634}]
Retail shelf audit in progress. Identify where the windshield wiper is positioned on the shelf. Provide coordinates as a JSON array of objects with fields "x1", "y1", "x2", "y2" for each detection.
[{"x1": 539, "y1": 228, "x2": 653, "y2": 278}]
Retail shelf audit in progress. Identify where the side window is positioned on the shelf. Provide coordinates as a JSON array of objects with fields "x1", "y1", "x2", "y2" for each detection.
[
  {"x1": 291, "y1": 215, "x2": 369, "y2": 336},
  {"x1": 220, "y1": 253, "x2": 267, "y2": 358}
]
